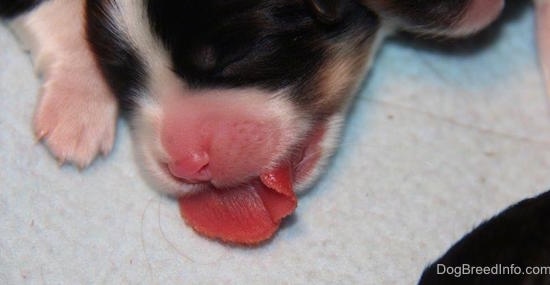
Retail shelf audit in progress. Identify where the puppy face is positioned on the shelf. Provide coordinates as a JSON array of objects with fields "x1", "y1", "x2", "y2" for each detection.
[
  {"x1": 87, "y1": 0, "x2": 379, "y2": 195},
  {"x1": 85, "y1": 0, "x2": 503, "y2": 196}
]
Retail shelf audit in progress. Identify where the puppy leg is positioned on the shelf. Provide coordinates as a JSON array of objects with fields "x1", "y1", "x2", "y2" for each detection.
[
  {"x1": 536, "y1": 0, "x2": 550, "y2": 97},
  {"x1": 10, "y1": 0, "x2": 118, "y2": 168}
]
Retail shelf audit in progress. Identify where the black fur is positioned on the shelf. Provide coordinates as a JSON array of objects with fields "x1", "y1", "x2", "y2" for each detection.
[
  {"x1": 387, "y1": 0, "x2": 467, "y2": 27},
  {"x1": 145, "y1": 0, "x2": 378, "y2": 110},
  {"x1": 0, "y1": 0, "x2": 43, "y2": 18},
  {"x1": 86, "y1": 0, "x2": 147, "y2": 113},
  {"x1": 419, "y1": 190, "x2": 550, "y2": 285}
]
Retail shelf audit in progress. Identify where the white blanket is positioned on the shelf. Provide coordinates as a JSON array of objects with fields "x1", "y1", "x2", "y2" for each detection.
[{"x1": 1, "y1": 4, "x2": 547, "y2": 284}]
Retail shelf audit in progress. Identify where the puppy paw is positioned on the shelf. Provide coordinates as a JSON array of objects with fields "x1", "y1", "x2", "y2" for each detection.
[
  {"x1": 9, "y1": 0, "x2": 119, "y2": 168},
  {"x1": 34, "y1": 64, "x2": 118, "y2": 168}
]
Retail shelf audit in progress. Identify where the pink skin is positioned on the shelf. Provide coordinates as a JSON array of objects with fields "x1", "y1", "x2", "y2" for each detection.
[
  {"x1": 536, "y1": 0, "x2": 550, "y2": 95},
  {"x1": 450, "y1": 0, "x2": 505, "y2": 36},
  {"x1": 158, "y1": 88, "x2": 308, "y2": 189}
]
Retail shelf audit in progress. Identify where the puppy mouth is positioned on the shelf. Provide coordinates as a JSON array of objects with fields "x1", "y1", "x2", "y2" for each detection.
[
  {"x1": 160, "y1": 124, "x2": 327, "y2": 244},
  {"x1": 159, "y1": 122, "x2": 327, "y2": 190},
  {"x1": 161, "y1": 162, "x2": 211, "y2": 185}
]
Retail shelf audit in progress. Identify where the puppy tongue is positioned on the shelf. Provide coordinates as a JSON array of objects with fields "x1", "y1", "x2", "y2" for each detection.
[{"x1": 178, "y1": 164, "x2": 296, "y2": 244}]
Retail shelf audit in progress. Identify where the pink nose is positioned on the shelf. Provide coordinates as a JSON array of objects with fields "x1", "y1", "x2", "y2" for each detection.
[{"x1": 160, "y1": 94, "x2": 284, "y2": 186}]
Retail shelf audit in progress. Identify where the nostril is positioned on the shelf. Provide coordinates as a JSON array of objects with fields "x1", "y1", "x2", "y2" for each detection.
[{"x1": 167, "y1": 151, "x2": 212, "y2": 182}]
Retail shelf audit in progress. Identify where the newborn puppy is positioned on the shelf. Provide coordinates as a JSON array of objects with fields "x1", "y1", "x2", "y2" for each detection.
[
  {"x1": 2, "y1": 0, "x2": 379, "y2": 195},
  {"x1": 418, "y1": 190, "x2": 550, "y2": 285},
  {"x1": 0, "y1": 0, "x2": 503, "y2": 243},
  {"x1": 0, "y1": 0, "x2": 503, "y2": 196}
]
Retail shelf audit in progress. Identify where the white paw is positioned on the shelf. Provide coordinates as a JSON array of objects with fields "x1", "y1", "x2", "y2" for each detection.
[
  {"x1": 34, "y1": 63, "x2": 118, "y2": 168},
  {"x1": 8, "y1": 0, "x2": 119, "y2": 168}
]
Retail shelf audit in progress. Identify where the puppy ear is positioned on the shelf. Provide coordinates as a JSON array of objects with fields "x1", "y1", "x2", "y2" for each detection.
[
  {"x1": 305, "y1": 0, "x2": 344, "y2": 24},
  {"x1": 358, "y1": 0, "x2": 464, "y2": 34},
  {"x1": 360, "y1": 0, "x2": 503, "y2": 37}
]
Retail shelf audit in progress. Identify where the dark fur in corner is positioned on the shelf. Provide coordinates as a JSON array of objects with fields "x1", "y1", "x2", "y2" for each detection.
[{"x1": 419, "y1": 190, "x2": 550, "y2": 285}]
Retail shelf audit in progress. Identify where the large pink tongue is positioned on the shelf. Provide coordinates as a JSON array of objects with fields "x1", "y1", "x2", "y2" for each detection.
[{"x1": 178, "y1": 164, "x2": 296, "y2": 245}]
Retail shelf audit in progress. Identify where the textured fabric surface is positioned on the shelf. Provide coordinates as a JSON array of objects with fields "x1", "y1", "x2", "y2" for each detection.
[{"x1": 1, "y1": 4, "x2": 548, "y2": 284}]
